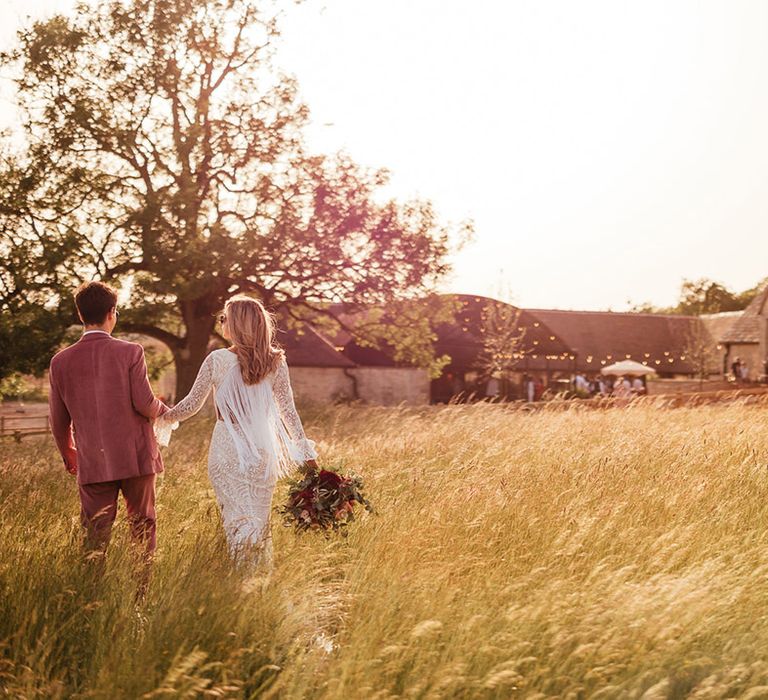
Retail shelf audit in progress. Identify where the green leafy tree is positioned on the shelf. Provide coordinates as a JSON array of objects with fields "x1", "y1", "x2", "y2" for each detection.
[
  {"x1": 0, "y1": 156, "x2": 78, "y2": 379},
  {"x1": 675, "y1": 279, "x2": 743, "y2": 315},
  {"x1": 629, "y1": 277, "x2": 767, "y2": 317},
  {"x1": 2, "y1": 0, "x2": 468, "y2": 396},
  {"x1": 734, "y1": 277, "x2": 768, "y2": 310},
  {"x1": 315, "y1": 294, "x2": 456, "y2": 380}
]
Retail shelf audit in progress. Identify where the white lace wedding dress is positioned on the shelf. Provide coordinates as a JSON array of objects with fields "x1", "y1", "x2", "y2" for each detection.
[{"x1": 156, "y1": 349, "x2": 317, "y2": 564}]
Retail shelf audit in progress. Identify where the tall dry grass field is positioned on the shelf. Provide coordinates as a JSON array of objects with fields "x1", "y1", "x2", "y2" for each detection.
[{"x1": 2, "y1": 401, "x2": 768, "y2": 699}]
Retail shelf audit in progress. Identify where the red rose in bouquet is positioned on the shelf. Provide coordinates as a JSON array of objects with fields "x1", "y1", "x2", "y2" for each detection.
[{"x1": 279, "y1": 464, "x2": 373, "y2": 533}]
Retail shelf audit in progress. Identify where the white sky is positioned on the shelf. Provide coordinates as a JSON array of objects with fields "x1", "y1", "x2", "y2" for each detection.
[{"x1": 2, "y1": 0, "x2": 768, "y2": 310}]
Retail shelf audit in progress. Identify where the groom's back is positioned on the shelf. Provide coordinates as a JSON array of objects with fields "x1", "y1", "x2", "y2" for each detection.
[{"x1": 49, "y1": 333, "x2": 164, "y2": 485}]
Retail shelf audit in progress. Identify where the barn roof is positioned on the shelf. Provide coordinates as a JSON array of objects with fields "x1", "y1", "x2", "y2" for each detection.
[
  {"x1": 719, "y1": 285, "x2": 768, "y2": 344},
  {"x1": 700, "y1": 311, "x2": 741, "y2": 344},
  {"x1": 435, "y1": 294, "x2": 573, "y2": 370},
  {"x1": 277, "y1": 324, "x2": 355, "y2": 368},
  {"x1": 319, "y1": 296, "x2": 726, "y2": 375},
  {"x1": 527, "y1": 309, "x2": 701, "y2": 374},
  {"x1": 329, "y1": 294, "x2": 574, "y2": 370}
]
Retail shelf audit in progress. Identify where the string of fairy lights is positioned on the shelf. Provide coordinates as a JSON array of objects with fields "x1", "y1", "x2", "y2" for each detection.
[{"x1": 458, "y1": 298, "x2": 717, "y2": 370}]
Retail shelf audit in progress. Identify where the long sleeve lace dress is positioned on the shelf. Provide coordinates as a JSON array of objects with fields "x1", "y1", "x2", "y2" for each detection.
[{"x1": 156, "y1": 349, "x2": 317, "y2": 563}]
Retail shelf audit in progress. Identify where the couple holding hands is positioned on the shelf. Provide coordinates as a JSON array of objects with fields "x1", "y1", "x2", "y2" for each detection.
[{"x1": 48, "y1": 281, "x2": 317, "y2": 589}]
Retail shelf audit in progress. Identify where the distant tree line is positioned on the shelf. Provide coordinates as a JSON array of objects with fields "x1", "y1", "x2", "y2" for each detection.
[{"x1": 630, "y1": 278, "x2": 767, "y2": 316}]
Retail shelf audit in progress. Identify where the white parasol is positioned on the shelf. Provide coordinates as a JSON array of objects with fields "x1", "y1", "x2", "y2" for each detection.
[{"x1": 600, "y1": 360, "x2": 657, "y2": 376}]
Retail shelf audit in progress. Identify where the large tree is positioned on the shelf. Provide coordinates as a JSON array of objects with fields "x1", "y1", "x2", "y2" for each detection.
[
  {"x1": 0, "y1": 154, "x2": 78, "y2": 379},
  {"x1": 2, "y1": 0, "x2": 468, "y2": 396}
]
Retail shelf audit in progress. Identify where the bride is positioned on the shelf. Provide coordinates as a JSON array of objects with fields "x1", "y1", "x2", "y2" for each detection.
[{"x1": 156, "y1": 295, "x2": 318, "y2": 566}]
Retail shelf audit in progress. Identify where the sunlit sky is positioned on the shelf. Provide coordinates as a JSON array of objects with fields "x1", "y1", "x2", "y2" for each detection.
[{"x1": 2, "y1": 0, "x2": 768, "y2": 310}]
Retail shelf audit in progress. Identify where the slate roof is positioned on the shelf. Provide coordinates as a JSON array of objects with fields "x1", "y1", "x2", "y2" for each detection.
[
  {"x1": 435, "y1": 294, "x2": 572, "y2": 370},
  {"x1": 719, "y1": 286, "x2": 768, "y2": 344},
  {"x1": 330, "y1": 294, "x2": 573, "y2": 370},
  {"x1": 700, "y1": 312, "x2": 741, "y2": 345},
  {"x1": 276, "y1": 323, "x2": 355, "y2": 368},
  {"x1": 321, "y1": 296, "x2": 728, "y2": 376},
  {"x1": 526, "y1": 309, "x2": 701, "y2": 374}
]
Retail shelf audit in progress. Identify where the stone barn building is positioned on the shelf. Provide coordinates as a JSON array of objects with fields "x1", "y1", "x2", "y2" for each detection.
[
  {"x1": 718, "y1": 285, "x2": 768, "y2": 381},
  {"x1": 280, "y1": 324, "x2": 430, "y2": 406},
  {"x1": 321, "y1": 294, "x2": 736, "y2": 403},
  {"x1": 328, "y1": 294, "x2": 574, "y2": 403},
  {"x1": 528, "y1": 309, "x2": 704, "y2": 377},
  {"x1": 429, "y1": 294, "x2": 573, "y2": 401},
  {"x1": 141, "y1": 289, "x2": 768, "y2": 407}
]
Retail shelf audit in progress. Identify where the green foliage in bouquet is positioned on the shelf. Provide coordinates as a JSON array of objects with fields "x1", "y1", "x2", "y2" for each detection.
[{"x1": 279, "y1": 464, "x2": 374, "y2": 534}]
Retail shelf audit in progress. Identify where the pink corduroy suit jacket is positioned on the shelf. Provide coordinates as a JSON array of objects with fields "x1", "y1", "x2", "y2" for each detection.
[{"x1": 48, "y1": 332, "x2": 168, "y2": 485}]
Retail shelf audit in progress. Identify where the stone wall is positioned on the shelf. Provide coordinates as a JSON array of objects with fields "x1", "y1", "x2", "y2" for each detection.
[
  {"x1": 647, "y1": 378, "x2": 733, "y2": 394},
  {"x1": 351, "y1": 367, "x2": 430, "y2": 405},
  {"x1": 289, "y1": 367, "x2": 355, "y2": 404},
  {"x1": 289, "y1": 367, "x2": 430, "y2": 405}
]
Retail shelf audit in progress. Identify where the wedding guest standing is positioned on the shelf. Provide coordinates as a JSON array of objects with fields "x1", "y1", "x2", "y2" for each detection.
[
  {"x1": 485, "y1": 375, "x2": 501, "y2": 400},
  {"x1": 573, "y1": 373, "x2": 589, "y2": 393},
  {"x1": 523, "y1": 375, "x2": 535, "y2": 403},
  {"x1": 612, "y1": 376, "x2": 632, "y2": 398}
]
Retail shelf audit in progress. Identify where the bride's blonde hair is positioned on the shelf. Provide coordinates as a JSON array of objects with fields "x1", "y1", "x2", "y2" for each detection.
[{"x1": 224, "y1": 294, "x2": 284, "y2": 384}]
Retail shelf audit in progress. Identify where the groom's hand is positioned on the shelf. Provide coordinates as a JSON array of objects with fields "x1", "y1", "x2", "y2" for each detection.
[{"x1": 64, "y1": 447, "x2": 78, "y2": 475}]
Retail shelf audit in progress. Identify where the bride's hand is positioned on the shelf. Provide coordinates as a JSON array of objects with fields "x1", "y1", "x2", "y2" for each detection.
[{"x1": 304, "y1": 458, "x2": 319, "y2": 471}]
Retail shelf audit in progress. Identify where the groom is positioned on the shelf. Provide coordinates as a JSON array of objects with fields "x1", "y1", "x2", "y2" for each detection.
[{"x1": 48, "y1": 281, "x2": 168, "y2": 580}]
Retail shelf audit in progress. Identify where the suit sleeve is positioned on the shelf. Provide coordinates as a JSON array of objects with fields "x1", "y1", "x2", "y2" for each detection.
[
  {"x1": 129, "y1": 344, "x2": 167, "y2": 419},
  {"x1": 48, "y1": 363, "x2": 77, "y2": 472}
]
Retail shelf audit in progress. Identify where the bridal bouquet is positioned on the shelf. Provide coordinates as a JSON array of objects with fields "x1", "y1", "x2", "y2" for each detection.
[{"x1": 279, "y1": 463, "x2": 373, "y2": 533}]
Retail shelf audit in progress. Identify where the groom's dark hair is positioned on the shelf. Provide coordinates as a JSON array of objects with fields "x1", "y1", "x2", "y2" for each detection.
[{"x1": 75, "y1": 281, "x2": 118, "y2": 325}]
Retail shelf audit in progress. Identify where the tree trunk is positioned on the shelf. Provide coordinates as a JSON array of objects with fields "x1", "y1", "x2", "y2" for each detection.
[{"x1": 172, "y1": 310, "x2": 217, "y2": 401}]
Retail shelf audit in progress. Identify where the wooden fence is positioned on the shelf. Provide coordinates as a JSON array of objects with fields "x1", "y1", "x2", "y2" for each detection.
[{"x1": 0, "y1": 413, "x2": 50, "y2": 442}]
